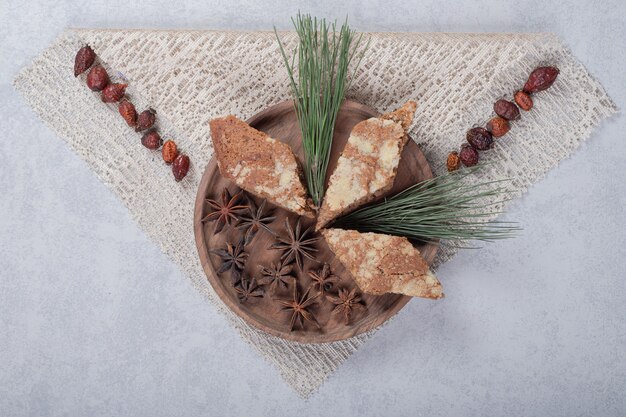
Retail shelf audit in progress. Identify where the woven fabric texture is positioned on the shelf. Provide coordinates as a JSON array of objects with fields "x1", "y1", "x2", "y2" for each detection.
[{"x1": 13, "y1": 29, "x2": 617, "y2": 397}]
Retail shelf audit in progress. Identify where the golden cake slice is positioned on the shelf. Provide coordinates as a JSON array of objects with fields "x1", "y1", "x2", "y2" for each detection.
[
  {"x1": 322, "y1": 228, "x2": 443, "y2": 299},
  {"x1": 316, "y1": 101, "x2": 417, "y2": 229},
  {"x1": 209, "y1": 115, "x2": 313, "y2": 217}
]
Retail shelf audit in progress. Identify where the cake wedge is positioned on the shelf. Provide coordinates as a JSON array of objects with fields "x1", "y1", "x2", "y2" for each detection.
[
  {"x1": 322, "y1": 228, "x2": 443, "y2": 299},
  {"x1": 209, "y1": 115, "x2": 313, "y2": 217},
  {"x1": 316, "y1": 101, "x2": 417, "y2": 229}
]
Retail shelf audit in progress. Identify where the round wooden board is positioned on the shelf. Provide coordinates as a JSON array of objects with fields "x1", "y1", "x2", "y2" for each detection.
[{"x1": 194, "y1": 100, "x2": 437, "y2": 343}]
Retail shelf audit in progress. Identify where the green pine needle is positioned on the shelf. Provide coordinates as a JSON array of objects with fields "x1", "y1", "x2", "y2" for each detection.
[
  {"x1": 333, "y1": 166, "x2": 520, "y2": 244},
  {"x1": 275, "y1": 13, "x2": 368, "y2": 208}
]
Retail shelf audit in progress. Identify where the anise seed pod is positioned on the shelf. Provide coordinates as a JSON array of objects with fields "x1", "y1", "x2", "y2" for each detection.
[
  {"x1": 118, "y1": 99, "x2": 137, "y2": 127},
  {"x1": 86, "y1": 65, "x2": 109, "y2": 91},
  {"x1": 136, "y1": 108, "x2": 157, "y2": 132},
  {"x1": 141, "y1": 129, "x2": 162, "y2": 150},
  {"x1": 74, "y1": 45, "x2": 96, "y2": 77},
  {"x1": 162, "y1": 140, "x2": 178, "y2": 164},
  {"x1": 327, "y1": 287, "x2": 365, "y2": 325},
  {"x1": 172, "y1": 154, "x2": 190, "y2": 182}
]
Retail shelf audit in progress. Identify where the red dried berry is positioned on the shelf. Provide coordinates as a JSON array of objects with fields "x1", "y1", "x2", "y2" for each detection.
[
  {"x1": 172, "y1": 154, "x2": 190, "y2": 182},
  {"x1": 74, "y1": 45, "x2": 96, "y2": 77},
  {"x1": 466, "y1": 127, "x2": 493, "y2": 150},
  {"x1": 86, "y1": 65, "x2": 109, "y2": 91},
  {"x1": 459, "y1": 144, "x2": 479, "y2": 167},
  {"x1": 447, "y1": 151, "x2": 461, "y2": 172},
  {"x1": 136, "y1": 108, "x2": 157, "y2": 132},
  {"x1": 101, "y1": 83, "x2": 127, "y2": 103},
  {"x1": 494, "y1": 99, "x2": 520, "y2": 120},
  {"x1": 514, "y1": 90, "x2": 533, "y2": 111},
  {"x1": 141, "y1": 129, "x2": 162, "y2": 150},
  {"x1": 162, "y1": 140, "x2": 178, "y2": 164},
  {"x1": 486, "y1": 116, "x2": 510, "y2": 138},
  {"x1": 523, "y1": 66, "x2": 560, "y2": 93},
  {"x1": 118, "y1": 99, "x2": 137, "y2": 127}
]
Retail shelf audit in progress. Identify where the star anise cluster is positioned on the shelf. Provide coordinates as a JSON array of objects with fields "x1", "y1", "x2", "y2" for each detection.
[{"x1": 205, "y1": 194, "x2": 364, "y2": 333}]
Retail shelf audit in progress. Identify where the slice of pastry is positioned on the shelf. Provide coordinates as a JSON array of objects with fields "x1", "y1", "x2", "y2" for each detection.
[
  {"x1": 209, "y1": 115, "x2": 313, "y2": 217},
  {"x1": 316, "y1": 101, "x2": 417, "y2": 230},
  {"x1": 322, "y1": 228, "x2": 443, "y2": 299}
]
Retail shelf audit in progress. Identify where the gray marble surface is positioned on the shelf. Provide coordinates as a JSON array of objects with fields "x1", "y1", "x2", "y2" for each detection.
[{"x1": 1, "y1": 0, "x2": 625, "y2": 416}]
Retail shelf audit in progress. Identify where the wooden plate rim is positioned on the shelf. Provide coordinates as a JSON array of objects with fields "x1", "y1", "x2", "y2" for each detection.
[{"x1": 193, "y1": 99, "x2": 436, "y2": 344}]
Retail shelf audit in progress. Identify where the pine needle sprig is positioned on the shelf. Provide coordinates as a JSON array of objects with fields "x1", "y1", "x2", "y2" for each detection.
[
  {"x1": 275, "y1": 13, "x2": 368, "y2": 208},
  {"x1": 333, "y1": 167, "x2": 520, "y2": 243}
]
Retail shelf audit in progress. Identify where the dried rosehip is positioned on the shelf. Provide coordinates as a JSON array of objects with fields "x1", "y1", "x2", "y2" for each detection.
[
  {"x1": 466, "y1": 127, "x2": 493, "y2": 150},
  {"x1": 101, "y1": 83, "x2": 127, "y2": 103},
  {"x1": 514, "y1": 90, "x2": 533, "y2": 111},
  {"x1": 523, "y1": 66, "x2": 559, "y2": 93},
  {"x1": 447, "y1": 151, "x2": 461, "y2": 172},
  {"x1": 136, "y1": 108, "x2": 156, "y2": 132},
  {"x1": 162, "y1": 140, "x2": 178, "y2": 164},
  {"x1": 74, "y1": 45, "x2": 96, "y2": 77},
  {"x1": 141, "y1": 129, "x2": 162, "y2": 150},
  {"x1": 486, "y1": 116, "x2": 510, "y2": 138},
  {"x1": 494, "y1": 99, "x2": 520, "y2": 121},
  {"x1": 86, "y1": 65, "x2": 109, "y2": 91},
  {"x1": 459, "y1": 144, "x2": 479, "y2": 167},
  {"x1": 118, "y1": 99, "x2": 137, "y2": 127},
  {"x1": 172, "y1": 154, "x2": 190, "y2": 182}
]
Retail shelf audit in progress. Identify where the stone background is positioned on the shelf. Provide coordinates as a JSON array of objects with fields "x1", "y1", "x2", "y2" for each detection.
[{"x1": 0, "y1": 0, "x2": 624, "y2": 416}]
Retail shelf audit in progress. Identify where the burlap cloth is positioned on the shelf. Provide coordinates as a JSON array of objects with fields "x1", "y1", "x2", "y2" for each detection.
[{"x1": 13, "y1": 29, "x2": 616, "y2": 398}]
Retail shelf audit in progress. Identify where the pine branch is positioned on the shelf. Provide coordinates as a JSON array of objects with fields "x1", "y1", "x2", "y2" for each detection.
[
  {"x1": 275, "y1": 14, "x2": 368, "y2": 208},
  {"x1": 333, "y1": 166, "x2": 520, "y2": 243}
]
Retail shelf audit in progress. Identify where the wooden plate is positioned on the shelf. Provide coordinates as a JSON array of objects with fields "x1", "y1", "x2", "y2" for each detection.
[{"x1": 194, "y1": 100, "x2": 437, "y2": 343}]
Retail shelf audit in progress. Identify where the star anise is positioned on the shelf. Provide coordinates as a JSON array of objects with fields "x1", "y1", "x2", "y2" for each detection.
[
  {"x1": 258, "y1": 259, "x2": 296, "y2": 293},
  {"x1": 235, "y1": 276, "x2": 264, "y2": 303},
  {"x1": 327, "y1": 287, "x2": 365, "y2": 325},
  {"x1": 276, "y1": 285, "x2": 320, "y2": 331},
  {"x1": 270, "y1": 218, "x2": 318, "y2": 271},
  {"x1": 308, "y1": 263, "x2": 339, "y2": 297},
  {"x1": 210, "y1": 238, "x2": 248, "y2": 283},
  {"x1": 201, "y1": 188, "x2": 248, "y2": 234},
  {"x1": 236, "y1": 199, "x2": 276, "y2": 245}
]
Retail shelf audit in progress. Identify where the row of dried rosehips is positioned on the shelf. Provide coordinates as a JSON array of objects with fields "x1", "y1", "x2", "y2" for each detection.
[
  {"x1": 74, "y1": 45, "x2": 190, "y2": 181},
  {"x1": 447, "y1": 66, "x2": 560, "y2": 171}
]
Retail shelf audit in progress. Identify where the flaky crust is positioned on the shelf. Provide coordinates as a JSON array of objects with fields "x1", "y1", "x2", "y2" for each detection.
[
  {"x1": 316, "y1": 101, "x2": 417, "y2": 230},
  {"x1": 209, "y1": 115, "x2": 313, "y2": 217},
  {"x1": 322, "y1": 228, "x2": 443, "y2": 299}
]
